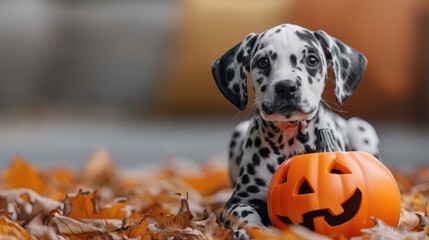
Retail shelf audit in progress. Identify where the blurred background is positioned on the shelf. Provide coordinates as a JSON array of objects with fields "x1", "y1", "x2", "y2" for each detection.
[{"x1": 0, "y1": 0, "x2": 428, "y2": 171}]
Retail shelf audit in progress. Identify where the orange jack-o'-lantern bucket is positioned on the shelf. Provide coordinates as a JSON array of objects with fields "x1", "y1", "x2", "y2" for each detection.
[{"x1": 267, "y1": 128, "x2": 401, "y2": 238}]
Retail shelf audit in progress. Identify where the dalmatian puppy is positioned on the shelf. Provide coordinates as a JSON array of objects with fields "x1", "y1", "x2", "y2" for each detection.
[{"x1": 211, "y1": 24, "x2": 380, "y2": 239}]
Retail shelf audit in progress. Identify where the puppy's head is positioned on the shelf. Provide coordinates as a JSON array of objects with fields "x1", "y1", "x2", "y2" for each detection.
[{"x1": 212, "y1": 24, "x2": 367, "y2": 123}]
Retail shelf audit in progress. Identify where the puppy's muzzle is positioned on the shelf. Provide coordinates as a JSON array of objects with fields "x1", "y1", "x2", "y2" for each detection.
[
  {"x1": 262, "y1": 80, "x2": 301, "y2": 115},
  {"x1": 275, "y1": 80, "x2": 298, "y2": 101}
]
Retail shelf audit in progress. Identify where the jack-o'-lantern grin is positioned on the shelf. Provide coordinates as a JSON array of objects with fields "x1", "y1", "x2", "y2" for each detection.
[{"x1": 277, "y1": 188, "x2": 362, "y2": 230}]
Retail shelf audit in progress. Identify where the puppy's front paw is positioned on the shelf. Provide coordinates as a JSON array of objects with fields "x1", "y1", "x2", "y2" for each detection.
[{"x1": 233, "y1": 228, "x2": 250, "y2": 240}]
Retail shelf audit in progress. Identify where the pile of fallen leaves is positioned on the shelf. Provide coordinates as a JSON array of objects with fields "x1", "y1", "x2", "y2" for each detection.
[{"x1": 0, "y1": 150, "x2": 428, "y2": 240}]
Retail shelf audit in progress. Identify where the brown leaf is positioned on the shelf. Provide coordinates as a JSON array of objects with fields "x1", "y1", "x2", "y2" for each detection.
[
  {"x1": 0, "y1": 189, "x2": 62, "y2": 225},
  {"x1": 53, "y1": 213, "x2": 103, "y2": 237},
  {"x1": 173, "y1": 196, "x2": 193, "y2": 229}
]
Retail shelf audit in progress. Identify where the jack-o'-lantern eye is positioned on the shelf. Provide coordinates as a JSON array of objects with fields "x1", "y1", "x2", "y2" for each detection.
[
  {"x1": 297, "y1": 177, "x2": 314, "y2": 195},
  {"x1": 329, "y1": 160, "x2": 352, "y2": 174}
]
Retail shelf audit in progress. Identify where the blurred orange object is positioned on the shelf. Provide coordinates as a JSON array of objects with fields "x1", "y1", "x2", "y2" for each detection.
[{"x1": 267, "y1": 129, "x2": 401, "y2": 238}]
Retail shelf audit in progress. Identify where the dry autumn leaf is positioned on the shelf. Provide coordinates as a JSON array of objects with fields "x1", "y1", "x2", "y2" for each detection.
[
  {"x1": 0, "y1": 214, "x2": 35, "y2": 240},
  {"x1": 64, "y1": 190, "x2": 127, "y2": 221},
  {"x1": 0, "y1": 152, "x2": 427, "y2": 240},
  {"x1": 2, "y1": 156, "x2": 47, "y2": 195}
]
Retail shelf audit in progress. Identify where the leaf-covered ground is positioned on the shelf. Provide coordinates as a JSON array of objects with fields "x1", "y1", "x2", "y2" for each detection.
[{"x1": 0, "y1": 150, "x2": 428, "y2": 239}]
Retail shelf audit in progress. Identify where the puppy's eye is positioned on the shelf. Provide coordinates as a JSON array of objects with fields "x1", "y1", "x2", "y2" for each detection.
[
  {"x1": 306, "y1": 55, "x2": 319, "y2": 67},
  {"x1": 257, "y1": 57, "x2": 270, "y2": 68}
]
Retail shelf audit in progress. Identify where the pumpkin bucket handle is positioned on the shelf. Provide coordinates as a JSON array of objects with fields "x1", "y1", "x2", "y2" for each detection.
[{"x1": 316, "y1": 128, "x2": 340, "y2": 152}]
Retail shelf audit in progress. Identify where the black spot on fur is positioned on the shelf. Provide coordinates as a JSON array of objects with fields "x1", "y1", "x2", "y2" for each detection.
[
  {"x1": 252, "y1": 153, "x2": 261, "y2": 166},
  {"x1": 230, "y1": 140, "x2": 236, "y2": 148},
  {"x1": 268, "y1": 132, "x2": 275, "y2": 138},
  {"x1": 295, "y1": 30, "x2": 317, "y2": 47},
  {"x1": 269, "y1": 142, "x2": 280, "y2": 155},
  {"x1": 256, "y1": 77, "x2": 264, "y2": 85},
  {"x1": 232, "y1": 83, "x2": 240, "y2": 93},
  {"x1": 236, "y1": 184, "x2": 241, "y2": 191},
  {"x1": 254, "y1": 178, "x2": 266, "y2": 187},
  {"x1": 358, "y1": 126, "x2": 365, "y2": 131},
  {"x1": 304, "y1": 145, "x2": 315, "y2": 153},
  {"x1": 237, "y1": 191, "x2": 249, "y2": 198},
  {"x1": 236, "y1": 49, "x2": 244, "y2": 63},
  {"x1": 235, "y1": 156, "x2": 241, "y2": 165},
  {"x1": 296, "y1": 76, "x2": 302, "y2": 86},
  {"x1": 226, "y1": 68, "x2": 235, "y2": 81},
  {"x1": 254, "y1": 137, "x2": 261, "y2": 148},
  {"x1": 241, "y1": 174, "x2": 250, "y2": 184},
  {"x1": 290, "y1": 54, "x2": 297, "y2": 68},
  {"x1": 277, "y1": 135, "x2": 283, "y2": 144},
  {"x1": 267, "y1": 163, "x2": 275, "y2": 174},
  {"x1": 232, "y1": 131, "x2": 240, "y2": 138},
  {"x1": 271, "y1": 52, "x2": 278, "y2": 61},
  {"x1": 226, "y1": 197, "x2": 240, "y2": 206},
  {"x1": 240, "y1": 68, "x2": 245, "y2": 80},
  {"x1": 364, "y1": 139, "x2": 369, "y2": 144},
  {"x1": 288, "y1": 138, "x2": 295, "y2": 146},
  {"x1": 261, "y1": 85, "x2": 267, "y2": 92},
  {"x1": 245, "y1": 139, "x2": 253, "y2": 148},
  {"x1": 247, "y1": 163, "x2": 256, "y2": 175},
  {"x1": 277, "y1": 156, "x2": 287, "y2": 165},
  {"x1": 241, "y1": 210, "x2": 251, "y2": 218},
  {"x1": 308, "y1": 76, "x2": 313, "y2": 84},
  {"x1": 247, "y1": 185, "x2": 259, "y2": 193},
  {"x1": 254, "y1": 121, "x2": 259, "y2": 130},
  {"x1": 239, "y1": 167, "x2": 244, "y2": 176},
  {"x1": 259, "y1": 147, "x2": 270, "y2": 158},
  {"x1": 262, "y1": 120, "x2": 268, "y2": 128},
  {"x1": 275, "y1": 28, "x2": 281, "y2": 34}
]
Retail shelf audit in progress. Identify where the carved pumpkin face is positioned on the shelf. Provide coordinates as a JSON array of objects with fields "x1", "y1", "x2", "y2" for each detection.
[{"x1": 267, "y1": 151, "x2": 401, "y2": 237}]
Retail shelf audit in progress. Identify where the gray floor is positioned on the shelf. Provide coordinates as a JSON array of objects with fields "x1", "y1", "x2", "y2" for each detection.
[{"x1": 0, "y1": 114, "x2": 427, "y2": 172}]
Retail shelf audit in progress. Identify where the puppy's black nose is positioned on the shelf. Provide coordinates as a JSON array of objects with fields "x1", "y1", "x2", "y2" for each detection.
[{"x1": 274, "y1": 80, "x2": 298, "y2": 100}]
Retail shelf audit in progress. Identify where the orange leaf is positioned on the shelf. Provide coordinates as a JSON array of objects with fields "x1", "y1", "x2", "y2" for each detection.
[
  {"x1": 121, "y1": 217, "x2": 149, "y2": 238},
  {"x1": 0, "y1": 214, "x2": 35, "y2": 240},
  {"x1": 183, "y1": 168, "x2": 231, "y2": 196},
  {"x1": 2, "y1": 156, "x2": 47, "y2": 195},
  {"x1": 65, "y1": 190, "x2": 127, "y2": 220}
]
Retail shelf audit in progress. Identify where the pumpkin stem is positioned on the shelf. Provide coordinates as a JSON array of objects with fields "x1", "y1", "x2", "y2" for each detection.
[{"x1": 316, "y1": 128, "x2": 340, "y2": 152}]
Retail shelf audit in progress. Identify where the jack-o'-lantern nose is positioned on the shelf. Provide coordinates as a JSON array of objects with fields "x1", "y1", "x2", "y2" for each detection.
[{"x1": 297, "y1": 178, "x2": 314, "y2": 195}]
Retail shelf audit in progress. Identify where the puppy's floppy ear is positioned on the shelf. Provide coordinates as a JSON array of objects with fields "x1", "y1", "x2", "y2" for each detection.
[
  {"x1": 211, "y1": 33, "x2": 258, "y2": 111},
  {"x1": 314, "y1": 30, "x2": 367, "y2": 105}
]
